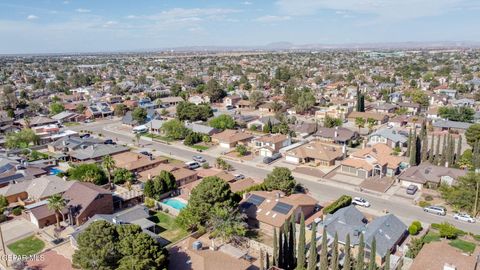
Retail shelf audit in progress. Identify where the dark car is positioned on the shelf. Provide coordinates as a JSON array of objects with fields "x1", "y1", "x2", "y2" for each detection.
[
  {"x1": 140, "y1": 151, "x2": 152, "y2": 157},
  {"x1": 263, "y1": 153, "x2": 282, "y2": 164},
  {"x1": 104, "y1": 139, "x2": 116, "y2": 145},
  {"x1": 79, "y1": 134, "x2": 90, "y2": 139},
  {"x1": 406, "y1": 185, "x2": 418, "y2": 195}
]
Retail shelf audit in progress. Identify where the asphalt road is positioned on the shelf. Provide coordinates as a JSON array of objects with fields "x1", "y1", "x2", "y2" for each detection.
[{"x1": 68, "y1": 120, "x2": 480, "y2": 234}]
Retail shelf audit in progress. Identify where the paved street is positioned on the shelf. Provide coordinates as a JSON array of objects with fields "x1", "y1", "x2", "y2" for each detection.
[{"x1": 68, "y1": 119, "x2": 480, "y2": 234}]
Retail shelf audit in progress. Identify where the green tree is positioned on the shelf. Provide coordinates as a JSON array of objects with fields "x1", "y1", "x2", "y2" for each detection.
[
  {"x1": 368, "y1": 237, "x2": 376, "y2": 270},
  {"x1": 319, "y1": 228, "x2": 328, "y2": 270},
  {"x1": 264, "y1": 167, "x2": 296, "y2": 195},
  {"x1": 132, "y1": 107, "x2": 147, "y2": 124},
  {"x1": 344, "y1": 234, "x2": 352, "y2": 270},
  {"x1": 465, "y1": 123, "x2": 480, "y2": 148},
  {"x1": 356, "y1": 86, "x2": 365, "y2": 112},
  {"x1": 331, "y1": 233, "x2": 339, "y2": 270},
  {"x1": 384, "y1": 250, "x2": 390, "y2": 270},
  {"x1": 209, "y1": 114, "x2": 235, "y2": 130},
  {"x1": 324, "y1": 115, "x2": 342, "y2": 128},
  {"x1": 295, "y1": 89, "x2": 316, "y2": 114},
  {"x1": 113, "y1": 168, "x2": 134, "y2": 185},
  {"x1": 366, "y1": 118, "x2": 376, "y2": 133},
  {"x1": 5, "y1": 128, "x2": 40, "y2": 149},
  {"x1": 176, "y1": 102, "x2": 213, "y2": 121},
  {"x1": 356, "y1": 233, "x2": 365, "y2": 270},
  {"x1": 208, "y1": 206, "x2": 247, "y2": 243},
  {"x1": 49, "y1": 102, "x2": 65, "y2": 115},
  {"x1": 236, "y1": 144, "x2": 248, "y2": 156},
  {"x1": 307, "y1": 222, "x2": 317, "y2": 270},
  {"x1": 161, "y1": 119, "x2": 189, "y2": 140},
  {"x1": 428, "y1": 134, "x2": 435, "y2": 163},
  {"x1": 355, "y1": 117, "x2": 365, "y2": 133},
  {"x1": 273, "y1": 227, "x2": 278, "y2": 266},
  {"x1": 421, "y1": 132, "x2": 428, "y2": 162},
  {"x1": 438, "y1": 106, "x2": 475, "y2": 122},
  {"x1": 440, "y1": 172, "x2": 480, "y2": 215},
  {"x1": 114, "y1": 104, "x2": 127, "y2": 117},
  {"x1": 67, "y1": 163, "x2": 107, "y2": 185},
  {"x1": 47, "y1": 194, "x2": 66, "y2": 229},
  {"x1": 205, "y1": 79, "x2": 226, "y2": 102},
  {"x1": 76, "y1": 103, "x2": 86, "y2": 114},
  {"x1": 176, "y1": 176, "x2": 236, "y2": 231},
  {"x1": 143, "y1": 171, "x2": 177, "y2": 200},
  {"x1": 405, "y1": 237, "x2": 423, "y2": 258},
  {"x1": 249, "y1": 91, "x2": 264, "y2": 107},
  {"x1": 409, "y1": 129, "x2": 418, "y2": 166},
  {"x1": 438, "y1": 222, "x2": 459, "y2": 239},
  {"x1": 102, "y1": 155, "x2": 116, "y2": 189}
]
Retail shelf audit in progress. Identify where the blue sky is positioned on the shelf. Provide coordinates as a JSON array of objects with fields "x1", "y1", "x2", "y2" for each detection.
[{"x1": 1, "y1": 0, "x2": 480, "y2": 54}]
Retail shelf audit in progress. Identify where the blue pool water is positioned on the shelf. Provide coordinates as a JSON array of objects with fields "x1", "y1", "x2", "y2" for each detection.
[
  {"x1": 163, "y1": 198, "x2": 187, "y2": 210},
  {"x1": 49, "y1": 168, "x2": 63, "y2": 175}
]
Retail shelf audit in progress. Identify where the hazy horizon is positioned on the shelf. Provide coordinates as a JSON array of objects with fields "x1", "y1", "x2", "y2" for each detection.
[{"x1": 1, "y1": 0, "x2": 480, "y2": 54}]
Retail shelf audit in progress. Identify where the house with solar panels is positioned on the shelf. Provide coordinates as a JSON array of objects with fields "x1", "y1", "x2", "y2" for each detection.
[{"x1": 239, "y1": 190, "x2": 318, "y2": 234}]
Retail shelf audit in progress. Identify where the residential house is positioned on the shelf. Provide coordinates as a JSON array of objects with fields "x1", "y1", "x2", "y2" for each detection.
[
  {"x1": 17, "y1": 116, "x2": 58, "y2": 128},
  {"x1": 285, "y1": 141, "x2": 344, "y2": 166},
  {"x1": 185, "y1": 122, "x2": 220, "y2": 136},
  {"x1": 434, "y1": 88, "x2": 457, "y2": 99},
  {"x1": 315, "y1": 105, "x2": 352, "y2": 123},
  {"x1": 0, "y1": 175, "x2": 72, "y2": 204},
  {"x1": 84, "y1": 102, "x2": 113, "y2": 119},
  {"x1": 240, "y1": 191, "x2": 318, "y2": 234},
  {"x1": 247, "y1": 116, "x2": 280, "y2": 130},
  {"x1": 138, "y1": 163, "x2": 198, "y2": 187},
  {"x1": 158, "y1": 96, "x2": 184, "y2": 107},
  {"x1": 409, "y1": 241, "x2": 479, "y2": 270},
  {"x1": 224, "y1": 95, "x2": 242, "y2": 107},
  {"x1": 0, "y1": 158, "x2": 48, "y2": 187},
  {"x1": 289, "y1": 122, "x2": 317, "y2": 138},
  {"x1": 368, "y1": 128, "x2": 408, "y2": 148},
  {"x1": 313, "y1": 127, "x2": 359, "y2": 145},
  {"x1": 432, "y1": 119, "x2": 472, "y2": 132},
  {"x1": 398, "y1": 163, "x2": 467, "y2": 189},
  {"x1": 252, "y1": 134, "x2": 291, "y2": 157},
  {"x1": 188, "y1": 95, "x2": 210, "y2": 105},
  {"x1": 48, "y1": 136, "x2": 103, "y2": 153},
  {"x1": 51, "y1": 111, "x2": 86, "y2": 123},
  {"x1": 340, "y1": 144, "x2": 403, "y2": 179},
  {"x1": 211, "y1": 129, "x2": 254, "y2": 149},
  {"x1": 323, "y1": 205, "x2": 407, "y2": 266},
  {"x1": 68, "y1": 144, "x2": 130, "y2": 162},
  {"x1": 371, "y1": 103, "x2": 398, "y2": 114},
  {"x1": 122, "y1": 109, "x2": 157, "y2": 126},
  {"x1": 149, "y1": 119, "x2": 166, "y2": 134},
  {"x1": 111, "y1": 152, "x2": 168, "y2": 173},
  {"x1": 396, "y1": 102, "x2": 421, "y2": 115},
  {"x1": 452, "y1": 98, "x2": 475, "y2": 107},
  {"x1": 0, "y1": 111, "x2": 14, "y2": 133},
  {"x1": 138, "y1": 98, "x2": 158, "y2": 110},
  {"x1": 28, "y1": 182, "x2": 114, "y2": 228},
  {"x1": 347, "y1": 112, "x2": 389, "y2": 125}
]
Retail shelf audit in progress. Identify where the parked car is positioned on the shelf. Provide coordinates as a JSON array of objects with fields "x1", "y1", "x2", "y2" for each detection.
[
  {"x1": 453, "y1": 213, "x2": 476, "y2": 223},
  {"x1": 406, "y1": 185, "x2": 418, "y2": 195},
  {"x1": 423, "y1": 205, "x2": 446, "y2": 216},
  {"x1": 104, "y1": 139, "x2": 116, "y2": 145},
  {"x1": 140, "y1": 151, "x2": 152, "y2": 157},
  {"x1": 226, "y1": 105, "x2": 234, "y2": 110},
  {"x1": 352, "y1": 197, "x2": 371, "y2": 207},
  {"x1": 192, "y1": 155, "x2": 206, "y2": 163},
  {"x1": 234, "y1": 174, "x2": 245, "y2": 180},
  {"x1": 79, "y1": 134, "x2": 90, "y2": 139},
  {"x1": 185, "y1": 161, "x2": 200, "y2": 170},
  {"x1": 263, "y1": 153, "x2": 282, "y2": 164}
]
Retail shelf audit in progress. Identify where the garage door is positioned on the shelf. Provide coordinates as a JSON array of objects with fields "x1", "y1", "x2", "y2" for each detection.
[{"x1": 357, "y1": 170, "x2": 366, "y2": 179}]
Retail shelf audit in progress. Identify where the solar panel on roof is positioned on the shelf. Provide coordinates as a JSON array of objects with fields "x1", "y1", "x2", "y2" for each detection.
[
  {"x1": 272, "y1": 202, "x2": 293, "y2": 215},
  {"x1": 246, "y1": 194, "x2": 265, "y2": 206}
]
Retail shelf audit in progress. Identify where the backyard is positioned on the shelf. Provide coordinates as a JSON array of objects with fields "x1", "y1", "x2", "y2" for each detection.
[
  {"x1": 7, "y1": 236, "x2": 45, "y2": 256},
  {"x1": 150, "y1": 211, "x2": 188, "y2": 246}
]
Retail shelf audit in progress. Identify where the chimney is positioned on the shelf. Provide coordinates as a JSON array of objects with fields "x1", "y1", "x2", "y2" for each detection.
[
  {"x1": 148, "y1": 173, "x2": 151, "y2": 180},
  {"x1": 334, "y1": 126, "x2": 338, "y2": 138}
]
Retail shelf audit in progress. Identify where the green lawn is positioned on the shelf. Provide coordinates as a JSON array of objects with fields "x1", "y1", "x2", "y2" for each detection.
[
  {"x1": 150, "y1": 212, "x2": 188, "y2": 244},
  {"x1": 7, "y1": 236, "x2": 45, "y2": 256},
  {"x1": 423, "y1": 232, "x2": 441, "y2": 243},
  {"x1": 145, "y1": 133, "x2": 173, "y2": 142},
  {"x1": 449, "y1": 239, "x2": 476, "y2": 253},
  {"x1": 190, "y1": 145, "x2": 209, "y2": 151},
  {"x1": 63, "y1": 122, "x2": 80, "y2": 127}
]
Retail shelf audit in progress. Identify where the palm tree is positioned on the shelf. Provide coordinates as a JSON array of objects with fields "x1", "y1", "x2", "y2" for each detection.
[
  {"x1": 366, "y1": 118, "x2": 376, "y2": 134},
  {"x1": 47, "y1": 194, "x2": 66, "y2": 229},
  {"x1": 355, "y1": 117, "x2": 365, "y2": 133},
  {"x1": 102, "y1": 155, "x2": 116, "y2": 189}
]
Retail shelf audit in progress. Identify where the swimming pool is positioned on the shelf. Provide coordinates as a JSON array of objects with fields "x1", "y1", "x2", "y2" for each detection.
[
  {"x1": 163, "y1": 198, "x2": 187, "y2": 210},
  {"x1": 49, "y1": 168, "x2": 63, "y2": 175}
]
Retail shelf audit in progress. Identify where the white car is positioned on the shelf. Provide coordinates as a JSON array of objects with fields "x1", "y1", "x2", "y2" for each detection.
[
  {"x1": 352, "y1": 197, "x2": 371, "y2": 207},
  {"x1": 453, "y1": 213, "x2": 476, "y2": 223},
  {"x1": 234, "y1": 174, "x2": 245, "y2": 180}
]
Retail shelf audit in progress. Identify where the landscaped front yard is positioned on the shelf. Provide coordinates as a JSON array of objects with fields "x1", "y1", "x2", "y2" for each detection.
[
  {"x1": 7, "y1": 236, "x2": 45, "y2": 256},
  {"x1": 150, "y1": 212, "x2": 188, "y2": 245},
  {"x1": 449, "y1": 239, "x2": 476, "y2": 253}
]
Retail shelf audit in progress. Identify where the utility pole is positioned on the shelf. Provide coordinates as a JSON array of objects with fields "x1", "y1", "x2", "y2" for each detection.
[
  {"x1": 475, "y1": 169, "x2": 480, "y2": 217},
  {"x1": 0, "y1": 225, "x2": 8, "y2": 268}
]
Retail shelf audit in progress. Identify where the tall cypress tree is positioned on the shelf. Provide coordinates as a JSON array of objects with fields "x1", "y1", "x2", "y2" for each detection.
[
  {"x1": 279, "y1": 228, "x2": 284, "y2": 268},
  {"x1": 266, "y1": 252, "x2": 270, "y2": 270},
  {"x1": 291, "y1": 215, "x2": 297, "y2": 262},
  {"x1": 406, "y1": 129, "x2": 412, "y2": 157},
  {"x1": 384, "y1": 251, "x2": 390, "y2": 270},
  {"x1": 260, "y1": 249, "x2": 265, "y2": 270},
  {"x1": 448, "y1": 135, "x2": 455, "y2": 167},
  {"x1": 421, "y1": 132, "x2": 428, "y2": 162},
  {"x1": 409, "y1": 129, "x2": 417, "y2": 165},
  {"x1": 308, "y1": 223, "x2": 318, "y2": 270},
  {"x1": 319, "y1": 229, "x2": 328, "y2": 270},
  {"x1": 283, "y1": 224, "x2": 290, "y2": 269},
  {"x1": 289, "y1": 220, "x2": 296, "y2": 269},
  {"x1": 331, "y1": 233, "x2": 339, "y2": 270},
  {"x1": 428, "y1": 134, "x2": 435, "y2": 163},
  {"x1": 368, "y1": 238, "x2": 376, "y2": 270},
  {"x1": 356, "y1": 234, "x2": 365, "y2": 270},
  {"x1": 296, "y1": 213, "x2": 306, "y2": 270},
  {"x1": 455, "y1": 136, "x2": 462, "y2": 165},
  {"x1": 440, "y1": 134, "x2": 447, "y2": 166},
  {"x1": 344, "y1": 234, "x2": 352, "y2": 270},
  {"x1": 434, "y1": 134, "x2": 441, "y2": 165},
  {"x1": 273, "y1": 228, "x2": 278, "y2": 266}
]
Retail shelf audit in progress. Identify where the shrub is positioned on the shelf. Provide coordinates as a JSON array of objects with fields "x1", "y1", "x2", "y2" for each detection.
[
  {"x1": 431, "y1": 223, "x2": 441, "y2": 230},
  {"x1": 144, "y1": 198, "x2": 155, "y2": 209},
  {"x1": 424, "y1": 195, "x2": 433, "y2": 201},
  {"x1": 0, "y1": 214, "x2": 6, "y2": 223},
  {"x1": 472, "y1": 234, "x2": 480, "y2": 242},
  {"x1": 438, "y1": 222, "x2": 459, "y2": 239},
  {"x1": 408, "y1": 224, "x2": 419, "y2": 235},
  {"x1": 323, "y1": 195, "x2": 352, "y2": 214},
  {"x1": 201, "y1": 162, "x2": 210, "y2": 169},
  {"x1": 12, "y1": 207, "x2": 22, "y2": 216},
  {"x1": 418, "y1": 201, "x2": 431, "y2": 208},
  {"x1": 412, "y1": 221, "x2": 423, "y2": 231}
]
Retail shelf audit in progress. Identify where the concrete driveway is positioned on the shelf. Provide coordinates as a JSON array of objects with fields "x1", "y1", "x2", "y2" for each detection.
[{"x1": 1, "y1": 219, "x2": 37, "y2": 244}]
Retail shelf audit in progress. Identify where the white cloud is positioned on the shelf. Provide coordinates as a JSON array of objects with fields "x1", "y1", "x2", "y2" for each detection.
[
  {"x1": 126, "y1": 15, "x2": 137, "y2": 19},
  {"x1": 26, "y1": 15, "x2": 38, "y2": 20},
  {"x1": 275, "y1": 0, "x2": 480, "y2": 20},
  {"x1": 76, "y1": 8, "x2": 91, "y2": 13},
  {"x1": 254, "y1": 15, "x2": 291, "y2": 22},
  {"x1": 243, "y1": 1, "x2": 253, "y2": 5},
  {"x1": 143, "y1": 8, "x2": 239, "y2": 23}
]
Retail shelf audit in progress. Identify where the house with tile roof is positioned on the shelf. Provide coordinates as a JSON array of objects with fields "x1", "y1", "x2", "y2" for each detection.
[
  {"x1": 211, "y1": 129, "x2": 254, "y2": 149},
  {"x1": 111, "y1": 152, "x2": 168, "y2": 173},
  {"x1": 68, "y1": 144, "x2": 129, "y2": 162},
  {"x1": 368, "y1": 128, "x2": 409, "y2": 148},
  {"x1": 285, "y1": 141, "x2": 344, "y2": 166},
  {"x1": 0, "y1": 175, "x2": 72, "y2": 204},
  {"x1": 340, "y1": 144, "x2": 403, "y2": 179},
  {"x1": 138, "y1": 163, "x2": 198, "y2": 187},
  {"x1": 313, "y1": 127, "x2": 359, "y2": 145},
  {"x1": 398, "y1": 163, "x2": 467, "y2": 189},
  {"x1": 252, "y1": 134, "x2": 291, "y2": 157}
]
